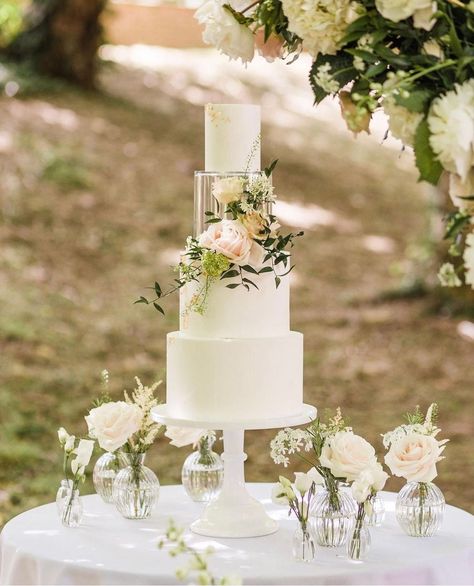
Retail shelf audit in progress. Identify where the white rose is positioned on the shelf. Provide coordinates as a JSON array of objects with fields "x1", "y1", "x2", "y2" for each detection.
[
  {"x1": 449, "y1": 170, "x2": 474, "y2": 213},
  {"x1": 375, "y1": 0, "x2": 437, "y2": 30},
  {"x1": 165, "y1": 426, "x2": 208, "y2": 448},
  {"x1": 199, "y1": 219, "x2": 264, "y2": 267},
  {"x1": 320, "y1": 431, "x2": 378, "y2": 481},
  {"x1": 294, "y1": 467, "x2": 324, "y2": 495},
  {"x1": 212, "y1": 177, "x2": 245, "y2": 205},
  {"x1": 384, "y1": 432, "x2": 446, "y2": 482},
  {"x1": 463, "y1": 233, "x2": 474, "y2": 290},
  {"x1": 428, "y1": 80, "x2": 474, "y2": 182},
  {"x1": 195, "y1": 0, "x2": 254, "y2": 64},
  {"x1": 85, "y1": 401, "x2": 142, "y2": 453},
  {"x1": 383, "y1": 98, "x2": 423, "y2": 147}
]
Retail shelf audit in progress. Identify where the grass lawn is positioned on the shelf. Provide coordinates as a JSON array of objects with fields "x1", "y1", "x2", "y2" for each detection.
[{"x1": 0, "y1": 47, "x2": 472, "y2": 526}]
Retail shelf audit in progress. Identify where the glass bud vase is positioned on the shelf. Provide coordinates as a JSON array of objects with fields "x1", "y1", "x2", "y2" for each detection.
[
  {"x1": 56, "y1": 479, "x2": 73, "y2": 515},
  {"x1": 396, "y1": 481, "x2": 445, "y2": 537},
  {"x1": 182, "y1": 435, "x2": 224, "y2": 502},
  {"x1": 347, "y1": 523, "x2": 371, "y2": 561},
  {"x1": 61, "y1": 489, "x2": 83, "y2": 528},
  {"x1": 93, "y1": 452, "x2": 120, "y2": 503},
  {"x1": 292, "y1": 526, "x2": 316, "y2": 563},
  {"x1": 365, "y1": 494, "x2": 385, "y2": 527},
  {"x1": 310, "y1": 487, "x2": 357, "y2": 547},
  {"x1": 113, "y1": 453, "x2": 159, "y2": 519}
]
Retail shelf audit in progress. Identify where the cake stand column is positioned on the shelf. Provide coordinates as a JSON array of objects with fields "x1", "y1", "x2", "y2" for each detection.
[{"x1": 191, "y1": 428, "x2": 278, "y2": 538}]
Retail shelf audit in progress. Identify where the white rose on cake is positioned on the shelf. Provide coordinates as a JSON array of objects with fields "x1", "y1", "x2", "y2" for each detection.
[
  {"x1": 212, "y1": 176, "x2": 245, "y2": 205},
  {"x1": 320, "y1": 431, "x2": 378, "y2": 481},
  {"x1": 384, "y1": 432, "x2": 447, "y2": 482},
  {"x1": 85, "y1": 401, "x2": 143, "y2": 453},
  {"x1": 199, "y1": 219, "x2": 265, "y2": 267},
  {"x1": 195, "y1": 0, "x2": 255, "y2": 64}
]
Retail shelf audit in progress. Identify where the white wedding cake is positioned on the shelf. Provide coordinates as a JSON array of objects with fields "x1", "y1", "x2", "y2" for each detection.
[{"x1": 166, "y1": 104, "x2": 304, "y2": 422}]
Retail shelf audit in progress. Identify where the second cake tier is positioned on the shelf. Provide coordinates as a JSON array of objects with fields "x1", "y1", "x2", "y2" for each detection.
[{"x1": 166, "y1": 331, "x2": 303, "y2": 421}]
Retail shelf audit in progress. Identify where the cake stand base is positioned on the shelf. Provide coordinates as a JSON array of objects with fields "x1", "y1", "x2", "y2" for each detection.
[{"x1": 151, "y1": 404, "x2": 317, "y2": 538}]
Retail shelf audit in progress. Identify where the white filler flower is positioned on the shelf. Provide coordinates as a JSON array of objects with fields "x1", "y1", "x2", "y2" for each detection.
[
  {"x1": 281, "y1": 0, "x2": 363, "y2": 57},
  {"x1": 195, "y1": 0, "x2": 255, "y2": 64},
  {"x1": 428, "y1": 79, "x2": 474, "y2": 182},
  {"x1": 383, "y1": 98, "x2": 423, "y2": 147},
  {"x1": 464, "y1": 233, "x2": 474, "y2": 290}
]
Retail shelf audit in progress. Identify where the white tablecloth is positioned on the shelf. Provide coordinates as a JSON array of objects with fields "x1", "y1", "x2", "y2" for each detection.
[{"x1": 1, "y1": 484, "x2": 473, "y2": 585}]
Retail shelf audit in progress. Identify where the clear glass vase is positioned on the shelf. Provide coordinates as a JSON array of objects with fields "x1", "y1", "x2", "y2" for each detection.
[
  {"x1": 60, "y1": 489, "x2": 83, "y2": 528},
  {"x1": 182, "y1": 435, "x2": 224, "y2": 502},
  {"x1": 396, "y1": 481, "x2": 445, "y2": 537},
  {"x1": 112, "y1": 453, "x2": 159, "y2": 519},
  {"x1": 310, "y1": 486, "x2": 357, "y2": 547},
  {"x1": 347, "y1": 521, "x2": 371, "y2": 561},
  {"x1": 365, "y1": 494, "x2": 385, "y2": 527},
  {"x1": 292, "y1": 526, "x2": 316, "y2": 563},
  {"x1": 56, "y1": 479, "x2": 73, "y2": 515},
  {"x1": 93, "y1": 452, "x2": 120, "y2": 503}
]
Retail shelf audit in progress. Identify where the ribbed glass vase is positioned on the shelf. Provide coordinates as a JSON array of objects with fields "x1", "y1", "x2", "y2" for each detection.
[
  {"x1": 347, "y1": 523, "x2": 371, "y2": 561},
  {"x1": 182, "y1": 435, "x2": 224, "y2": 502},
  {"x1": 93, "y1": 452, "x2": 120, "y2": 504},
  {"x1": 112, "y1": 453, "x2": 159, "y2": 519},
  {"x1": 365, "y1": 494, "x2": 385, "y2": 527},
  {"x1": 396, "y1": 481, "x2": 445, "y2": 537},
  {"x1": 310, "y1": 487, "x2": 357, "y2": 547}
]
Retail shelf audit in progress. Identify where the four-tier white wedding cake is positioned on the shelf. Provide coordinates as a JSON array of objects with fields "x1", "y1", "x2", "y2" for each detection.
[{"x1": 166, "y1": 104, "x2": 304, "y2": 422}]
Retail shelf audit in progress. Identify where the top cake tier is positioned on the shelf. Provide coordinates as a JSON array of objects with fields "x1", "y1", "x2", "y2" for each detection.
[{"x1": 205, "y1": 104, "x2": 261, "y2": 172}]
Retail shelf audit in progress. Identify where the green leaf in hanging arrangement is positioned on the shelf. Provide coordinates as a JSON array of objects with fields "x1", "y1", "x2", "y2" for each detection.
[{"x1": 413, "y1": 119, "x2": 443, "y2": 185}]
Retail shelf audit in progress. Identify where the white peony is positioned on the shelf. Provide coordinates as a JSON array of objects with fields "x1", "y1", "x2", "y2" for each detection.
[
  {"x1": 294, "y1": 467, "x2": 324, "y2": 494},
  {"x1": 195, "y1": 0, "x2": 254, "y2": 64},
  {"x1": 281, "y1": 0, "x2": 363, "y2": 58},
  {"x1": 449, "y1": 170, "x2": 474, "y2": 213},
  {"x1": 212, "y1": 176, "x2": 245, "y2": 205},
  {"x1": 375, "y1": 0, "x2": 437, "y2": 30},
  {"x1": 85, "y1": 401, "x2": 143, "y2": 453},
  {"x1": 384, "y1": 432, "x2": 447, "y2": 482},
  {"x1": 383, "y1": 98, "x2": 423, "y2": 147},
  {"x1": 199, "y1": 219, "x2": 265, "y2": 267},
  {"x1": 71, "y1": 439, "x2": 94, "y2": 476},
  {"x1": 320, "y1": 431, "x2": 378, "y2": 481},
  {"x1": 165, "y1": 426, "x2": 208, "y2": 448},
  {"x1": 464, "y1": 233, "x2": 474, "y2": 289},
  {"x1": 351, "y1": 463, "x2": 389, "y2": 503},
  {"x1": 428, "y1": 80, "x2": 474, "y2": 182}
]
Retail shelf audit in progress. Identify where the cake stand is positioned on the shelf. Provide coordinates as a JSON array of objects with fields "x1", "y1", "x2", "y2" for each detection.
[{"x1": 151, "y1": 403, "x2": 317, "y2": 538}]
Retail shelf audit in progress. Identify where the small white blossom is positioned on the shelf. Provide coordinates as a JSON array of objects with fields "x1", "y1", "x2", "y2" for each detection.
[
  {"x1": 314, "y1": 63, "x2": 340, "y2": 94},
  {"x1": 438, "y1": 263, "x2": 462, "y2": 287},
  {"x1": 357, "y1": 34, "x2": 374, "y2": 51},
  {"x1": 353, "y1": 56, "x2": 366, "y2": 71},
  {"x1": 270, "y1": 428, "x2": 312, "y2": 467},
  {"x1": 464, "y1": 233, "x2": 474, "y2": 289}
]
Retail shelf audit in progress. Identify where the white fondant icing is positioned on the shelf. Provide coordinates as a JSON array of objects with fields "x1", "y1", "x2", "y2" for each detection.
[
  {"x1": 180, "y1": 272, "x2": 290, "y2": 338},
  {"x1": 166, "y1": 331, "x2": 303, "y2": 421},
  {"x1": 205, "y1": 104, "x2": 261, "y2": 172}
]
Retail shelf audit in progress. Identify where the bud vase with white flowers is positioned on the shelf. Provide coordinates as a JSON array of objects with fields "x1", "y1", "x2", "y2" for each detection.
[
  {"x1": 383, "y1": 403, "x2": 447, "y2": 537},
  {"x1": 85, "y1": 377, "x2": 163, "y2": 519},
  {"x1": 270, "y1": 409, "x2": 358, "y2": 547},
  {"x1": 165, "y1": 427, "x2": 224, "y2": 503},
  {"x1": 272, "y1": 472, "x2": 320, "y2": 562},
  {"x1": 57, "y1": 428, "x2": 94, "y2": 527}
]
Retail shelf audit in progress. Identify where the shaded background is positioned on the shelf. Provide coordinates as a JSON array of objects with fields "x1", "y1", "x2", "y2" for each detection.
[{"x1": 0, "y1": 0, "x2": 473, "y2": 527}]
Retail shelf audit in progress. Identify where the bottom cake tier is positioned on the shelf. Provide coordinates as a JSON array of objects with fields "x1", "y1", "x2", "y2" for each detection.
[{"x1": 166, "y1": 331, "x2": 303, "y2": 421}]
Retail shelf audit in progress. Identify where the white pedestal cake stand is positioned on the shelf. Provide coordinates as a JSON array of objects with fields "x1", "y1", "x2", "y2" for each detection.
[{"x1": 151, "y1": 403, "x2": 317, "y2": 538}]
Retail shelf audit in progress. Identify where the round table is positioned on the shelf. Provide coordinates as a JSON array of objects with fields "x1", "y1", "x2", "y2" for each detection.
[{"x1": 1, "y1": 484, "x2": 473, "y2": 585}]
